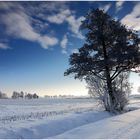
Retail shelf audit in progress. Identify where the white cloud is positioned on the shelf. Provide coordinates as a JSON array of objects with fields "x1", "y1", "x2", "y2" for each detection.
[
  {"x1": 61, "y1": 49, "x2": 67, "y2": 54},
  {"x1": 0, "y1": 8, "x2": 58, "y2": 49},
  {"x1": 121, "y1": 3, "x2": 140, "y2": 30},
  {"x1": 99, "y1": 4, "x2": 112, "y2": 12},
  {"x1": 46, "y1": 9, "x2": 84, "y2": 39},
  {"x1": 71, "y1": 48, "x2": 79, "y2": 54},
  {"x1": 116, "y1": 1, "x2": 125, "y2": 13},
  {"x1": 47, "y1": 9, "x2": 71, "y2": 24},
  {"x1": 2, "y1": 12, "x2": 39, "y2": 41},
  {"x1": 0, "y1": 2, "x2": 23, "y2": 11},
  {"x1": 60, "y1": 34, "x2": 68, "y2": 49},
  {"x1": 60, "y1": 34, "x2": 68, "y2": 54},
  {"x1": 38, "y1": 36, "x2": 58, "y2": 49},
  {"x1": 66, "y1": 16, "x2": 85, "y2": 39},
  {"x1": 0, "y1": 43, "x2": 10, "y2": 50},
  {"x1": 30, "y1": 2, "x2": 67, "y2": 14}
]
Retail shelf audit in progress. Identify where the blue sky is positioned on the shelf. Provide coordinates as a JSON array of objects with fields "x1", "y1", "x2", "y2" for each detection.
[{"x1": 0, "y1": 1, "x2": 140, "y2": 97}]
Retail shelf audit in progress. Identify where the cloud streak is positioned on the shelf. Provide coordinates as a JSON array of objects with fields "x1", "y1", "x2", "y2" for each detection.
[
  {"x1": 60, "y1": 34, "x2": 68, "y2": 49},
  {"x1": 47, "y1": 9, "x2": 71, "y2": 24},
  {"x1": 0, "y1": 43, "x2": 10, "y2": 50},
  {"x1": 121, "y1": 3, "x2": 140, "y2": 30},
  {"x1": 116, "y1": 1, "x2": 125, "y2": 13},
  {"x1": 99, "y1": 3, "x2": 112, "y2": 12},
  {"x1": 60, "y1": 34, "x2": 68, "y2": 54}
]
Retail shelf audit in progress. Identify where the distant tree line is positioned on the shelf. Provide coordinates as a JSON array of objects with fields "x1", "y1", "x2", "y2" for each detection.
[
  {"x1": 11, "y1": 91, "x2": 39, "y2": 99},
  {"x1": 0, "y1": 91, "x2": 39, "y2": 99},
  {"x1": 44, "y1": 95, "x2": 75, "y2": 98}
]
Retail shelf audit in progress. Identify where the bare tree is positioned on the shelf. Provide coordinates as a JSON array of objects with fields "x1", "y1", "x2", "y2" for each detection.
[
  {"x1": 86, "y1": 75, "x2": 110, "y2": 111},
  {"x1": 112, "y1": 72, "x2": 131, "y2": 111}
]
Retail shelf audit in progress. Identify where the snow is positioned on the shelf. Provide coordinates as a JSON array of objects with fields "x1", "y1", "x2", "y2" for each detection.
[
  {"x1": 0, "y1": 97, "x2": 140, "y2": 139},
  {"x1": 0, "y1": 111, "x2": 110, "y2": 139},
  {"x1": 0, "y1": 98, "x2": 104, "y2": 138},
  {"x1": 53, "y1": 109, "x2": 140, "y2": 139},
  {"x1": 0, "y1": 98, "x2": 97, "y2": 121}
]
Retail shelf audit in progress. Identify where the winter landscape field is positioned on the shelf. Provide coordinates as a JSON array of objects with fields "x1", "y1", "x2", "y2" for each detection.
[
  {"x1": 0, "y1": 1, "x2": 140, "y2": 139},
  {"x1": 0, "y1": 96, "x2": 140, "y2": 139}
]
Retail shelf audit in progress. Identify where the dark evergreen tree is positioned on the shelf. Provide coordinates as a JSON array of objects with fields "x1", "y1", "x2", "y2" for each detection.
[{"x1": 64, "y1": 9, "x2": 140, "y2": 112}]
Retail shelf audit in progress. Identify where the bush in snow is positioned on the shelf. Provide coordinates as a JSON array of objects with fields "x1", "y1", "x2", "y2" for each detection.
[
  {"x1": 86, "y1": 72, "x2": 131, "y2": 112},
  {"x1": 111, "y1": 72, "x2": 131, "y2": 111},
  {"x1": 86, "y1": 75, "x2": 110, "y2": 111}
]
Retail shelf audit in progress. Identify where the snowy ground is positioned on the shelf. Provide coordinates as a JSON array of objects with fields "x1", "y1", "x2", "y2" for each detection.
[
  {"x1": 53, "y1": 109, "x2": 140, "y2": 139},
  {"x1": 0, "y1": 98, "x2": 103, "y2": 138},
  {"x1": 0, "y1": 97, "x2": 140, "y2": 139}
]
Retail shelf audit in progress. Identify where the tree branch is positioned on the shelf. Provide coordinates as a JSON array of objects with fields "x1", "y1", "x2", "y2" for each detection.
[
  {"x1": 91, "y1": 71, "x2": 106, "y2": 80},
  {"x1": 111, "y1": 69, "x2": 123, "y2": 80}
]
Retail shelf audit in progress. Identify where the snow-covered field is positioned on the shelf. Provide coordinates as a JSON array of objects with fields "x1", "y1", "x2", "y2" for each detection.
[
  {"x1": 0, "y1": 98, "x2": 102, "y2": 138},
  {"x1": 0, "y1": 97, "x2": 140, "y2": 139}
]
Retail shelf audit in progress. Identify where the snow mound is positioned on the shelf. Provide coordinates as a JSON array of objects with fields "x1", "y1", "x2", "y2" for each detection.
[{"x1": 53, "y1": 109, "x2": 140, "y2": 139}]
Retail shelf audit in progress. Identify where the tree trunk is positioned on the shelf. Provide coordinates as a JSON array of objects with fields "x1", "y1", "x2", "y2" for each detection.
[
  {"x1": 101, "y1": 34, "x2": 115, "y2": 112},
  {"x1": 105, "y1": 66, "x2": 115, "y2": 111}
]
